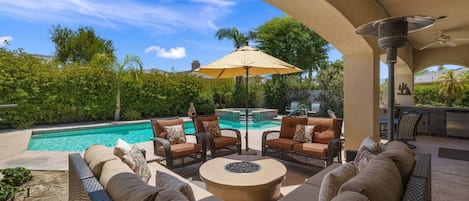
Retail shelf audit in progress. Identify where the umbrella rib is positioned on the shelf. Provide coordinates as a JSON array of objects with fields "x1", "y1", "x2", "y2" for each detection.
[
  {"x1": 273, "y1": 68, "x2": 281, "y2": 74},
  {"x1": 216, "y1": 69, "x2": 226, "y2": 79}
]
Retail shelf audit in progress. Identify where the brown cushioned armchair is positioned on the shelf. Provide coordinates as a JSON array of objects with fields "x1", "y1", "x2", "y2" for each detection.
[
  {"x1": 262, "y1": 116, "x2": 341, "y2": 167},
  {"x1": 151, "y1": 118, "x2": 206, "y2": 169},
  {"x1": 192, "y1": 115, "x2": 241, "y2": 158}
]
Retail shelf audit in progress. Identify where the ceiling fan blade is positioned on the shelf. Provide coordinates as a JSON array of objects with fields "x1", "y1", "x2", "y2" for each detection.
[
  {"x1": 419, "y1": 42, "x2": 437, "y2": 50},
  {"x1": 446, "y1": 41, "x2": 458, "y2": 47},
  {"x1": 452, "y1": 38, "x2": 469, "y2": 41}
]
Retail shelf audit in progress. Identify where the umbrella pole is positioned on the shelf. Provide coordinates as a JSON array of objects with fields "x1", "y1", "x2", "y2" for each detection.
[
  {"x1": 242, "y1": 67, "x2": 257, "y2": 155},
  {"x1": 246, "y1": 68, "x2": 249, "y2": 150}
]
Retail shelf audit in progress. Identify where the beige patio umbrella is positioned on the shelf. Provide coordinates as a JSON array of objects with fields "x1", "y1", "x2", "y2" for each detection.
[{"x1": 194, "y1": 45, "x2": 302, "y2": 154}]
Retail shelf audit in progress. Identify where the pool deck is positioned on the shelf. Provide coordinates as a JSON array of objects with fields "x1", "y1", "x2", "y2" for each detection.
[
  {"x1": 0, "y1": 118, "x2": 278, "y2": 170},
  {"x1": 1, "y1": 120, "x2": 469, "y2": 200}
]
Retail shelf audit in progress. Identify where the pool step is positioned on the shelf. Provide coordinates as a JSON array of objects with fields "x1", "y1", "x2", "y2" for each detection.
[{"x1": 239, "y1": 114, "x2": 253, "y2": 122}]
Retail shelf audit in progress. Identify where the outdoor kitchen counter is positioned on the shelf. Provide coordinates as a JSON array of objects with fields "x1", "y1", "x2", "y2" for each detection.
[{"x1": 397, "y1": 106, "x2": 469, "y2": 138}]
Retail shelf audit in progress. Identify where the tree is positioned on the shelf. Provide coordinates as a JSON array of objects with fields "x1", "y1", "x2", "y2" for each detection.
[
  {"x1": 113, "y1": 54, "x2": 143, "y2": 121},
  {"x1": 255, "y1": 16, "x2": 329, "y2": 80},
  {"x1": 316, "y1": 60, "x2": 344, "y2": 117},
  {"x1": 215, "y1": 27, "x2": 256, "y2": 48},
  {"x1": 50, "y1": 25, "x2": 116, "y2": 65},
  {"x1": 438, "y1": 69, "x2": 465, "y2": 106}
]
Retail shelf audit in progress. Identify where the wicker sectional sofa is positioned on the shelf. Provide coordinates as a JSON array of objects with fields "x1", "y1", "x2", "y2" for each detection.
[
  {"x1": 279, "y1": 141, "x2": 432, "y2": 201},
  {"x1": 68, "y1": 149, "x2": 221, "y2": 201},
  {"x1": 262, "y1": 117, "x2": 341, "y2": 167}
]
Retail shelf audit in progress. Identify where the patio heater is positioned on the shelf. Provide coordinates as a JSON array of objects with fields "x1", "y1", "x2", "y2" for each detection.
[{"x1": 356, "y1": 16, "x2": 436, "y2": 141}]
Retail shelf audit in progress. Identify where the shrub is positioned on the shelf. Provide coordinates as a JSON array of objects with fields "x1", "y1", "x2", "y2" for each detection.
[
  {"x1": 122, "y1": 109, "x2": 142, "y2": 120},
  {"x1": 0, "y1": 167, "x2": 33, "y2": 187},
  {"x1": 0, "y1": 182, "x2": 18, "y2": 201}
]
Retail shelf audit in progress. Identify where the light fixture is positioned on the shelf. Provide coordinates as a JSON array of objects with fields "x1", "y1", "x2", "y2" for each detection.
[{"x1": 356, "y1": 15, "x2": 436, "y2": 141}]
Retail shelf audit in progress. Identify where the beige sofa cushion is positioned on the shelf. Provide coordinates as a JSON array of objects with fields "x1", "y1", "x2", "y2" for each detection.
[
  {"x1": 84, "y1": 144, "x2": 109, "y2": 164},
  {"x1": 84, "y1": 144, "x2": 118, "y2": 177},
  {"x1": 339, "y1": 154, "x2": 403, "y2": 201},
  {"x1": 106, "y1": 172, "x2": 161, "y2": 201},
  {"x1": 381, "y1": 141, "x2": 415, "y2": 185},
  {"x1": 155, "y1": 171, "x2": 195, "y2": 201},
  {"x1": 100, "y1": 158, "x2": 134, "y2": 188},
  {"x1": 318, "y1": 162, "x2": 358, "y2": 201},
  {"x1": 331, "y1": 191, "x2": 370, "y2": 201},
  {"x1": 147, "y1": 162, "x2": 214, "y2": 200}
]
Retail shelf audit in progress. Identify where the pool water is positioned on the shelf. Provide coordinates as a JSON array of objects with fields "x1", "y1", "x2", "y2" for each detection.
[{"x1": 28, "y1": 119, "x2": 280, "y2": 152}]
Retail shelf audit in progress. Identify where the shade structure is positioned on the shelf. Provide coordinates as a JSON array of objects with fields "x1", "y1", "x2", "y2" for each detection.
[{"x1": 194, "y1": 45, "x2": 302, "y2": 154}]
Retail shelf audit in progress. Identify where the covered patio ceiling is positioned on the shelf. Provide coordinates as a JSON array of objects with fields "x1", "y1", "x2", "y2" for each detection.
[
  {"x1": 264, "y1": 0, "x2": 469, "y2": 71},
  {"x1": 264, "y1": 0, "x2": 469, "y2": 149}
]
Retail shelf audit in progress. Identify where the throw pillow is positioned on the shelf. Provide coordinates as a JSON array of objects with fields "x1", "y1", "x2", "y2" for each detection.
[
  {"x1": 358, "y1": 136, "x2": 381, "y2": 154},
  {"x1": 318, "y1": 162, "x2": 358, "y2": 201},
  {"x1": 164, "y1": 124, "x2": 186, "y2": 144},
  {"x1": 354, "y1": 146, "x2": 375, "y2": 172},
  {"x1": 122, "y1": 144, "x2": 151, "y2": 183},
  {"x1": 155, "y1": 171, "x2": 195, "y2": 201},
  {"x1": 292, "y1": 124, "x2": 315, "y2": 143},
  {"x1": 202, "y1": 120, "x2": 222, "y2": 137},
  {"x1": 114, "y1": 138, "x2": 132, "y2": 158}
]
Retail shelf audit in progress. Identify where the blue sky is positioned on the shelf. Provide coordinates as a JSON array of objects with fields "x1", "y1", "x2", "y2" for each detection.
[
  {"x1": 0, "y1": 0, "x2": 347, "y2": 71},
  {"x1": 2, "y1": 0, "x2": 455, "y2": 80}
]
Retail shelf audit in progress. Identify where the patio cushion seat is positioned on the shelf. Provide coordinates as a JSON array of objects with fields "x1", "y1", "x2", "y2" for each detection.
[
  {"x1": 293, "y1": 143, "x2": 328, "y2": 157},
  {"x1": 265, "y1": 138, "x2": 300, "y2": 151},
  {"x1": 280, "y1": 117, "x2": 308, "y2": 138},
  {"x1": 213, "y1": 136, "x2": 238, "y2": 149},
  {"x1": 307, "y1": 118, "x2": 337, "y2": 144},
  {"x1": 169, "y1": 143, "x2": 202, "y2": 158},
  {"x1": 152, "y1": 118, "x2": 184, "y2": 138}
]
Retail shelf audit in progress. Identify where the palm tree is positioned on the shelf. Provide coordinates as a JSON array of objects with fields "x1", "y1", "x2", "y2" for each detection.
[
  {"x1": 438, "y1": 69, "x2": 465, "y2": 106},
  {"x1": 114, "y1": 54, "x2": 143, "y2": 121},
  {"x1": 215, "y1": 27, "x2": 256, "y2": 48}
]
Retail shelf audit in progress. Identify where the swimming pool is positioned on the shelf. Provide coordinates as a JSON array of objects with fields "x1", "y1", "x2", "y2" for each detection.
[{"x1": 28, "y1": 119, "x2": 280, "y2": 152}]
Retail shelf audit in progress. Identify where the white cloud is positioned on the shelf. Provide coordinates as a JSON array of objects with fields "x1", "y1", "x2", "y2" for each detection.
[
  {"x1": 0, "y1": 0, "x2": 236, "y2": 33},
  {"x1": 190, "y1": 0, "x2": 235, "y2": 7},
  {"x1": 0, "y1": 36, "x2": 13, "y2": 46},
  {"x1": 145, "y1": 46, "x2": 186, "y2": 59}
]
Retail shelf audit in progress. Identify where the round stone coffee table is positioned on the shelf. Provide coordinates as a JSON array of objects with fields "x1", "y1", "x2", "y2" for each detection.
[{"x1": 199, "y1": 158, "x2": 286, "y2": 201}]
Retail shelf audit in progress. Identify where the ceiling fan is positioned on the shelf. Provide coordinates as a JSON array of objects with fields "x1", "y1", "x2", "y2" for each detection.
[{"x1": 418, "y1": 31, "x2": 469, "y2": 50}]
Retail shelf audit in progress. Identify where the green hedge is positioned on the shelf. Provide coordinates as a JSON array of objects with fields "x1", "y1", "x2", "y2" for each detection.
[
  {"x1": 414, "y1": 84, "x2": 469, "y2": 107},
  {"x1": 0, "y1": 49, "x2": 226, "y2": 128}
]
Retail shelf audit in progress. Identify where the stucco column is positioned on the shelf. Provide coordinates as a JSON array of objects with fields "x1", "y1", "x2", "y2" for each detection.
[
  {"x1": 395, "y1": 63, "x2": 414, "y2": 106},
  {"x1": 343, "y1": 51, "x2": 380, "y2": 150}
]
